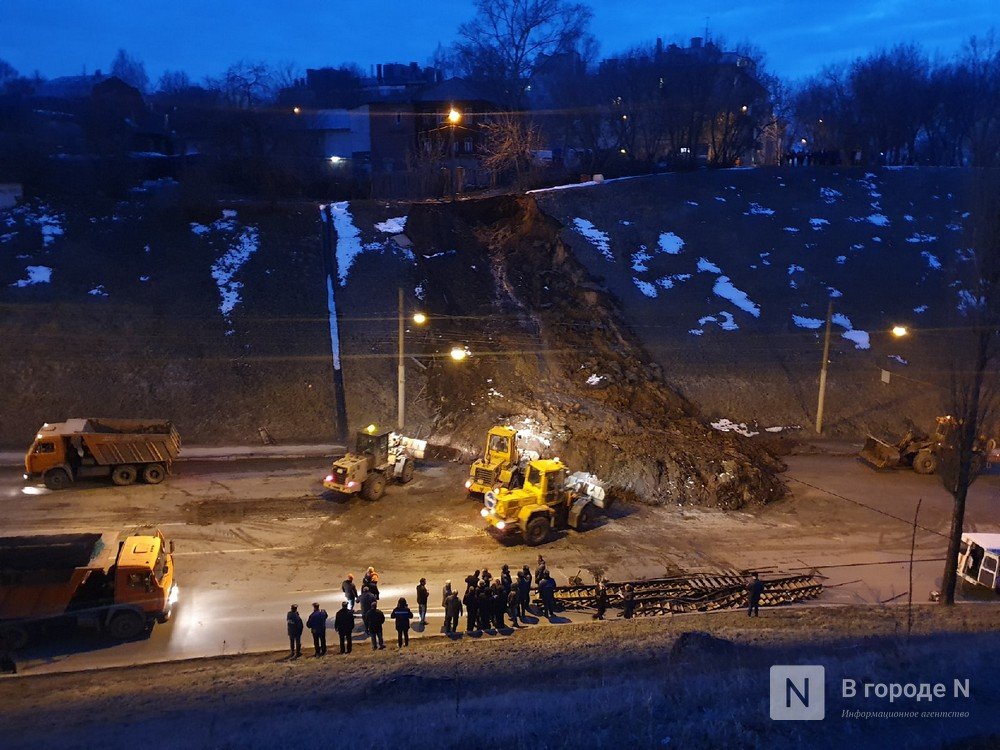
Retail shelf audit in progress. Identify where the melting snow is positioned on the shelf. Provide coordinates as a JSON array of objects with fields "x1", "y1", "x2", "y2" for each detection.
[
  {"x1": 842, "y1": 330, "x2": 870, "y2": 349},
  {"x1": 713, "y1": 277, "x2": 760, "y2": 317},
  {"x1": 375, "y1": 216, "x2": 407, "y2": 233},
  {"x1": 631, "y1": 250, "x2": 651, "y2": 273},
  {"x1": 809, "y1": 218, "x2": 829, "y2": 230},
  {"x1": 744, "y1": 202, "x2": 775, "y2": 216},
  {"x1": 958, "y1": 290, "x2": 985, "y2": 316},
  {"x1": 633, "y1": 278, "x2": 657, "y2": 297},
  {"x1": 906, "y1": 233, "x2": 938, "y2": 243},
  {"x1": 211, "y1": 225, "x2": 259, "y2": 329},
  {"x1": 904, "y1": 214, "x2": 914, "y2": 222},
  {"x1": 921, "y1": 251, "x2": 942, "y2": 270},
  {"x1": 913, "y1": 305, "x2": 928, "y2": 314},
  {"x1": 888, "y1": 355, "x2": 908, "y2": 365},
  {"x1": 10, "y1": 265, "x2": 52, "y2": 287},
  {"x1": 330, "y1": 202, "x2": 363, "y2": 284},
  {"x1": 657, "y1": 232, "x2": 684, "y2": 255},
  {"x1": 586, "y1": 374, "x2": 606, "y2": 386},
  {"x1": 820, "y1": 187, "x2": 842, "y2": 203},
  {"x1": 867, "y1": 214, "x2": 889, "y2": 226},
  {"x1": 697, "y1": 257, "x2": 721, "y2": 274},
  {"x1": 699, "y1": 311, "x2": 739, "y2": 331},
  {"x1": 88, "y1": 285, "x2": 109, "y2": 297},
  {"x1": 572, "y1": 218, "x2": 613, "y2": 261},
  {"x1": 686, "y1": 201, "x2": 698, "y2": 207},
  {"x1": 655, "y1": 273, "x2": 691, "y2": 290},
  {"x1": 414, "y1": 283, "x2": 425, "y2": 300},
  {"x1": 715, "y1": 196, "x2": 726, "y2": 202},
  {"x1": 783, "y1": 227, "x2": 800, "y2": 233},
  {"x1": 788, "y1": 264, "x2": 805, "y2": 275},
  {"x1": 710, "y1": 419, "x2": 758, "y2": 437},
  {"x1": 836, "y1": 256, "x2": 847, "y2": 264},
  {"x1": 792, "y1": 315, "x2": 823, "y2": 329},
  {"x1": 139, "y1": 275, "x2": 150, "y2": 282},
  {"x1": 688, "y1": 329, "x2": 704, "y2": 336}
]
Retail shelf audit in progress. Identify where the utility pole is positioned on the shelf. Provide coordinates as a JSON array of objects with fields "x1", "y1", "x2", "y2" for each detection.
[
  {"x1": 815, "y1": 299, "x2": 833, "y2": 434},
  {"x1": 397, "y1": 286, "x2": 405, "y2": 431}
]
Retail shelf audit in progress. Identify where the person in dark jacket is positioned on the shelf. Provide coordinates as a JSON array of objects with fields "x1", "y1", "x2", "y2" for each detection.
[
  {"x1": 516, "y1": 570, "x2": 531, "y2": 618},
  {"x1": 593, "y1": 580, "x2": 609, "y2": 621},
  {"x1": 442, "y1": 579, "x2": 453, "y2": 607},
  {"x1": 359, "y1": 586, "x2": 376, "y2": 635},
  {"x1": 463, "y1": 585, "x2": 479, "y2": 632},
  {"x1": 747, "y1": 573, "x2": 766, "y2": 617},
  {"x1": 464, "y1": 570, "x2": 480, "y2": 592},
  {"x1": 621, "y1": 585, "x2": 637, "y2": 619},
  {"x1": 416, "y1": 578, "x2": 429, "y2": 625},
  {"x1": 506, "y1": 588, "x2": 520, "y2": 628},
  {"x1": 535, "y1": 556, "x2": 547, "y2": 585},
  {"x1": 391, "y1": 597, "x2": 413, "y2": 647},
  {"x1": 491, "y1": 579, "x2": 506, "y2": 629},
  {"x1": 539, "y1": 574, "x2": 558, "y2": 618},
  {"x1": 500, "y1": 564, "x2": 512, "y2": 597},
  {"x1": 333, "y1": 602, "x2": 354, "y2": 654},
  {"x1": 366, "y1": 601, "x2": 386, "y2": 649},
  {"x1": 444, "y1": 591, "x2": 463, "y2": 634},
  {"x1": 286, "y1": 604, "x2": 303, "y2": 658},
  {"x1": 342, "y1": 574, "x2": 358, "y2": 610},
  {"x1": 306, "y1": 602, "x2": 328, "y2": 656},
  {"x1": 478, "y1": 582, "x2": 493, "y2": 631},
  {"x1": 363, "y1": 566, "x2": 380, "y2": 600},
  {"x1": 481, "y1": 567, "x2": 493, "y2": 586}
]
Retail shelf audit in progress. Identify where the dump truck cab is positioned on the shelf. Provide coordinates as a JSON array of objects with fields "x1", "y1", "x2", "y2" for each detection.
[
  {"x1": 114, "y1": 530, "x2": 178, "y2": 628},
  {"x1": 482, "y1": 458, "x2": 607, "y2": 545},
  {"x1": 24, "y1": 430, "x2": 67, "y2": 479},
  {"x1": 958, "y1": 533, "x2": 1000, "y2": 594}
]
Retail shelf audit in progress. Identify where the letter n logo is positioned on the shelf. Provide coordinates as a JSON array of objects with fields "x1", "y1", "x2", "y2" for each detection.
[{"x1": 770, "y1": 665, "x2": 825, "y2": 720}]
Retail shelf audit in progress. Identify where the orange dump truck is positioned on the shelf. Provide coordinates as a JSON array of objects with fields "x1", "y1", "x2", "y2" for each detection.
[
  {"x1": 24, "y1": 418, "x2": 181, "y2": 490},
  {"x1": 0, "y1": 529, "x2": 178, "y2": 650}
]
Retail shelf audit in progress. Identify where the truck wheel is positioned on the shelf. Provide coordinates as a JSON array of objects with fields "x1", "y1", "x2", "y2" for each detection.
[
  {"x1": 362, "y1": 474, "x2": 386, "y2": 500},
  {"x1": 111, "y1": 465, "x2": 138, "y2": 486},
  {"x1": 43, "y1": 468, "x2": 70, "y2": 491},
  {"x1": 142, "y1": 463, "x2": 166, "y2": 484},
  {"x1": 400, "y1": 461, "x2": 414, "y2": 484},
  {"x1": 913, "y1": 450, "x2": 938, "y2": 475},
  {"x1": 0, "y1": 623, "x2": 29, "y2": 651},
  {"x1": 524, "y1": 516, "x2": 551, "y2": 546},
  {"x1": 108, "y1": 610, "x2": 146, "y2": 640}
]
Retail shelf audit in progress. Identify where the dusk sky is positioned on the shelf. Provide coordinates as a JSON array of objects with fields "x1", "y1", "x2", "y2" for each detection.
[{"x1": 2, "y1": 0, "x2": 995, "y2": 84}]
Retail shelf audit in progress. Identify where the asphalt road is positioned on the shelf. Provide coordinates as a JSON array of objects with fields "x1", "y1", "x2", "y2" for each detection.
[{"x1": 2, "y1": 453, "x2": 997, "y2": 675}]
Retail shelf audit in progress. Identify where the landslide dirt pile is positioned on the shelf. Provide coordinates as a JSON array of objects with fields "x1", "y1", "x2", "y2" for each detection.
[{"x1": 405, "y1": 195, "x2": 784, "y2": 508}]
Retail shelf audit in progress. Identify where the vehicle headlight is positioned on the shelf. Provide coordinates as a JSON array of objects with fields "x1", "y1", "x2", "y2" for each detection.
[
  {"x1": 464, "y1": 479, "x2": 472, "y2": 489},
  {"x1": 480, "y1": 508, "x2": 489, "y2": 517},
  {"x1": 496, "y1": 521, "x2": 506, "y2": 530},
  {"x1": 168, "y1": 584, "x2": 180, "y2": 605}
]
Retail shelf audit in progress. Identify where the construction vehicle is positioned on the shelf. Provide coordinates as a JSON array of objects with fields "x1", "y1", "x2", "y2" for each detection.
[
  {"x1": 24, "y1": 418, "x2": 181, "y2": 490},
  {"x1": 323, "y1": 427, "x2": 425, "y2": 500},
  {"x1": 465, "y1": 425, "x2": 539, "y2": 494},
  {"x1": 0, "y1": 528, "x2": 178, "y2": 650},
  {"x1": 957, "y1": 533, "x2": 1000, "y2": 594},
  {"x1": 859, "y1": 416, "x2": 987, "y2": 475},
  {"x1": 481, "y1": 458, "x2": 610, "y2": 545}
]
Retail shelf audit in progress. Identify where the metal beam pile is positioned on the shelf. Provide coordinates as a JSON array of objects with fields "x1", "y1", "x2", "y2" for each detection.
[{"x1": 543, "y1": 570, "x2": 823, "y2": 616}]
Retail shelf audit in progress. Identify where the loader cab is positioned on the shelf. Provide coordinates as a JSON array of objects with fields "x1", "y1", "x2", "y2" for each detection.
[
  {"x1": 355, "y1": 430, "x2": 390, "y2": 467},
  {"x1": 524, "y1": 459, "x2": 567, "y2": 507},
  {"x1": 484, "y1": 427, "x2": 516, "y2": 465},
  {"x1": 958, "y1": 533, "x2": 1000, "y2": 593}
]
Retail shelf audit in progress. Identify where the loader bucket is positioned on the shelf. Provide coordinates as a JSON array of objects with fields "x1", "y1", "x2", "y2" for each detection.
[{"x1": 859, "y1": 435, "x2": 902, "y2": 469}]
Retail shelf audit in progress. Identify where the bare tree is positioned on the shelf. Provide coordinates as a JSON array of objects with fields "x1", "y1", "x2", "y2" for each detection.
[
  {"x1": 480, "y1": 111, "x2": 543, "y2": 187},
  {"x1": 206, "y1": 61, "x2": 275, "y2": 109},
  {"x1": 939, "y1": 168, "x2": 1000, "y2": 605},
  {"x1": 110, "y1": 49, "x2": 149, "y2": 93},
  {"x1": 455, "y1": 0, "x2": 593, "y2": 105},
  {"x1": 157, "y1": 70, "x2": 191, "y2": 95}
]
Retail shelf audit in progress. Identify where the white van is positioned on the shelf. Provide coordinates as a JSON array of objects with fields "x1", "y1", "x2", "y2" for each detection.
[{"x1": 957, "y1": 533, "x2": 1000, "y2": 593}]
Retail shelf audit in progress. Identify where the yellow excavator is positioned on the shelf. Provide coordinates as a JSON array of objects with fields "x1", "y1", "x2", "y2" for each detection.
[{"x1": 465, "y1": 425, "x2": 539, "y2": 495}]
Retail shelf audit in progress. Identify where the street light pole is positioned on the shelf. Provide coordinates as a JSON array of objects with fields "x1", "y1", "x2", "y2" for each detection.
[
  {"x1": 447, "y1": 107, "x2": 461, "y2": 201},
  {"x1": 397, "y1": 287, "x2": 405, "y2": 431},
  {"x1": 815, "y1": 299, "x2": 834, "y2": 434}
]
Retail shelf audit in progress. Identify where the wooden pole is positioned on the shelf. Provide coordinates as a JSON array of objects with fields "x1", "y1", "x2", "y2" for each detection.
[{"x1": 815, "y1": 300, "x2": 834, "y2": 434}]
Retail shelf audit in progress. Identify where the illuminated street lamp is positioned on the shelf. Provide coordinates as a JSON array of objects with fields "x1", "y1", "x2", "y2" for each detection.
[
  {"x1": 398, "y1": 289, "x2": 429, "y2": 430},
  {"x1": 448, "y1": 106, "x2": 462, "y2": 201},
  {"x1": 292, "y1": 106, "x2": 301, "y2": 115},
  {"x1": 891, "y1": 325, "x2": 909, "y2": 337},
  {"x1": 450, "y1": 347, "x2": 468, "y2": 361}
]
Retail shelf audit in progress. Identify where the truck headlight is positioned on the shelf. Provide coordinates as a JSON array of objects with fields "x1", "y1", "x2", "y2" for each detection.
[
  {"x1": 480, "y1": 508, "x2": 489, "y2": 517},
  {"x1": 496, "y1": 521, "x2": 506, "y2": 530},
  {"x1": 464, "y1": 479, "x2": 472, "y2": 489},
  {"x1": 168, "y1": 584, "x2": 180, "y2": 605}
]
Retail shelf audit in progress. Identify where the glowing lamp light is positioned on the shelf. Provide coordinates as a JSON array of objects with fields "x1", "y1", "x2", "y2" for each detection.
[
  {"x1": 293, "y1": 106, "x2": 301, "y2": 115},
  {"x1": 347, "y1": 480, "x2": 357, "y2": 488},
  {"x1": 168, "y1": 585, "x2": 180, "y2": 606},
  {"x1": 480, "y1": 508, "x2": 489, "y2": 517},
  {"x1": 448, "y1": 107, "x2": 461, "y2": 124},
  {"x1": 496, "y1": 521, "x2": 506, "y2": 530},
  {"x1": 412, "y1": 312, "x2": 427, "y2": 325},
  {"x1": 464, "y1": 479, "x2": 473, "y2": 489},
  {"x1": 325, "y1": 474, "x2": 334, "y2": 483},
  {"x1": 619, "y1": 148, "x2": 627, "y2": 154},
  {"x1": 891, "y1": 325, "x2": 909, "y2": 337},
  {"x1": 366, "y1": 423, "x2": 377, "y2": 434},
  {"x1": 450, "y1": 347, "x2": 468, "y2": 361},
  {"x1": 329, "y1": 155, "x2": 344, "y2": 164}
]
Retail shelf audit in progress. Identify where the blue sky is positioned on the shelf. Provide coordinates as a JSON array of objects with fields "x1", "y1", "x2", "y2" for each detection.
[{"x1": 1, "y1": 0, "x2": 995, "y2": 83}]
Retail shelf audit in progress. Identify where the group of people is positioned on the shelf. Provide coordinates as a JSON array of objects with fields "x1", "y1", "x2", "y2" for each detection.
[{"x1": 283, "y1": 562, "x2": 770, "y2": 657}]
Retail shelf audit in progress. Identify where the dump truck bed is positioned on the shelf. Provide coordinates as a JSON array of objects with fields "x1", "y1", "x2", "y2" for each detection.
[
  {"x1": 0, "y1": 532, "x2": 116, "y2": 620},
  {"x1": 37, "y1": 418, "x2": 181, "y2": 467}
]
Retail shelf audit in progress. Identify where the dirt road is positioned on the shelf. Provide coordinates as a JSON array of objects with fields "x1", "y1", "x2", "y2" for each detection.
[{"x1": 2, "y1": 452, "x2": 997, "y2": 675}]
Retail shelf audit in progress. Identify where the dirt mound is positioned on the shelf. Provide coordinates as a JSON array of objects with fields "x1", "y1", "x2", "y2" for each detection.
[{"x1": 403, "y1": 195, "x2": 784, "y2": 508}]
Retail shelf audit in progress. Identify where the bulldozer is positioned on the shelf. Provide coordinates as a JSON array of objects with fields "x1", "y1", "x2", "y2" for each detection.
[
  {"x1": 481, "y1": 458, "x2": 610, "y2": 545},
  {"x1": 465, "y1": 425, "x2": 539, "y2": 495},
  {"x1": 859, "y1": 416, "x2": 986, "y2": 475},
  {"x1": 323, "y1": 427, "x2": 425, "y2": 500}
]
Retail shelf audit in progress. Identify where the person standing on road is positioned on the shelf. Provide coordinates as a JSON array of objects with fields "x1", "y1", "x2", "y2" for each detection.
[
  {"x1": 621, "y1": 585, "x2": 637, "y2": 619},
  {"x1": 463, "y1": 584, "x2": 478, "y2": 632},
  {"x1": 359, "y1": 585, "x2": 376, "y2": 636},
  {"x1": 535, "y1": 556, "x2": 547, "y2": 585},
  {"x1": 391, "y1": 597, "x2": 413, "y2": 647},
  {"x1": 286, "y1": 604, "x2": 303, "y2": 658},
  {"x1": 465, "y1": 570, "x2": 480, "y2": 592},
  {"x1": 517, "y1": 569, "x2": 531, "y2": 618},
  {"x1": 481, "y1": 567, "x2": 493, "y2": 586},
  {"x1": 593, "y1": 580, "x2": 608, "y2": 621},
  {"x1": 506, "y1": 588, "x2": 520, "y2": 628},
  {"x1": 538, "y1": 574, "x2": 556, "y2": 619},
  {"x1": 306, "y1": 602, "x2": 328, "y2": 656},
  {"x1": 444, "y1": 591, "x2": 463, "y2": 634},
  {"x1": 416, "y1": 578, "x2": 429, "y2": 625},
  {"x1": 442, "y1": 579, "x2": 452, "y2": 607},
  {"x1": 747, "y1": 573, "x2": 766, "y2": 617},
  {"x1": 334, "y1": 602, "x2": 354, "y2": 654},
  {"x1": 491, "y1": 579, "x2": 506, "y2": 629},
  {"x1": 342, "y1": 574, "x2": 359, "y2": 610},
  {"x1": 367, "y1": 601, "x2": 386, "y2": 650},
  {"x1": 500, "y1": 564, "x2": 512, "y2": 598},
  {"x1": 363, "y1": 566, "x2": 380, "y2": 600},
  {"x1": 478, "y1": 581, "x2": 493, "y2": 631}
]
